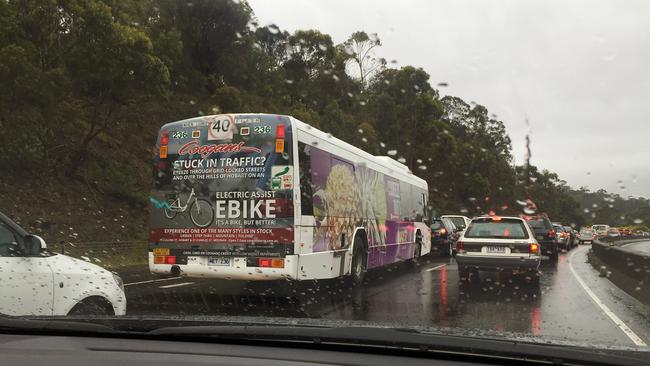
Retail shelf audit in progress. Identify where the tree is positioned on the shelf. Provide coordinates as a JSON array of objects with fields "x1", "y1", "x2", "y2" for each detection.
[{"x1": 343, "y1": 31, "x2": 386, "y2": 88}]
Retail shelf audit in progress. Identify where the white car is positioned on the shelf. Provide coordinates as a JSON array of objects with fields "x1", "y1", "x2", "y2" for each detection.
[
  {"x1": 578, "y1": 228, "x2": 596, "y2": 244},
  {"x1": 441, "y1": 215, "x2": 471, "y2": 231},
  {"x1": 591, "y1": 224, "x2": 610, "y2": 237},
  {"x1": 455, "y1": 216, "x2": 541, "y2": 282},
  {"x1": 0, "y1": 212, "x2": 126, "y2": 316}
]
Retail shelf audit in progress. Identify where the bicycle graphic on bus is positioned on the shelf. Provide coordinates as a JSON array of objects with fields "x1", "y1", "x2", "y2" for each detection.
[{"x1": 162, "y1": 187, "x2": 214, "y2": 228}]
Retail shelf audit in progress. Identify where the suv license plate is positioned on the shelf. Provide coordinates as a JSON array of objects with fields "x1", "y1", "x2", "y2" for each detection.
[
  {"x1": 208, "y1": 257, "x2": 231, "y2": 266},
  {"x1": 486, "y1": 246, "x2": 506, "y2": 254}
]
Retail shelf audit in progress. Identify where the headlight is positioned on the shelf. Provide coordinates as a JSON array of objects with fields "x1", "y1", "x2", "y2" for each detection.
[{"x1": 112, "y1": 272, "x2": 124, "y2": 291}]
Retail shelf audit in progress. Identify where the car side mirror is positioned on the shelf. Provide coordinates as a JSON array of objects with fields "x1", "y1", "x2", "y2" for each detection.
[{"x1": 23, "y1": 234, "x2": 46, "y2": 256}]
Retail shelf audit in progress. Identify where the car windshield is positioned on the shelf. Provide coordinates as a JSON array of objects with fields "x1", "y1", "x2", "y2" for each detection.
[
  {"x1": 2, "y1": 0, "x2": 650, "y2": 361},
  {"x1": 465, "y1": 219, "x2": 529, "y2": 239},
  {"x1": 447, "y1": 217, "x2": 466, "y2": 228}
]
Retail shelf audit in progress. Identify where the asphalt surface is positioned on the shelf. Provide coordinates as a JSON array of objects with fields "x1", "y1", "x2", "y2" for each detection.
[
  {"x1": 118, "y1": 244, "x2": 650, "y2": 348},
  {"x1": 623, "y1": 240, "x2": 650, "y2": 255}
]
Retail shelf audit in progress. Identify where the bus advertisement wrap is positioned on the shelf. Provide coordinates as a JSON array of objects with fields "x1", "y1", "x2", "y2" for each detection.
[{"x1": 149, "y1": 114, "x2": 294, "y2": 258}]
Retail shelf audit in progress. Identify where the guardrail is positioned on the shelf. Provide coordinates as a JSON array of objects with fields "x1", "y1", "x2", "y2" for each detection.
[
  {"x1": 51, "y1": 241, "x2": 148, "y2": 269},
  {"x1": 591, "y1": 238, "x2": 650, "y2": 304},
  {"x1": 597, "y1": 235, "x2": 649, "y2": 244}
]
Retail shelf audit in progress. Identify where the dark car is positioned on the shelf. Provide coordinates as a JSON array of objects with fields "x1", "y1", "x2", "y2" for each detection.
[
  {"x1": 430, "y1": 218, "x2": 459, "y2": 257},
  {"x1": 522, "y1": 214, "x2": 558, "y2": 260}
]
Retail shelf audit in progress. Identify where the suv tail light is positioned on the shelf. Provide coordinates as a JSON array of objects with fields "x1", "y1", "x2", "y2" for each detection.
[
  {"x1": 530, "y1": 243, "x2": 539, "y2": 254},
  {"x1": 456, "y1": 240, "x2": 464, "y2": 253}
]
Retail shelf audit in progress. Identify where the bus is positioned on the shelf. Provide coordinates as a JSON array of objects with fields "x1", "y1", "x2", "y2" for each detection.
[{"x1": 148, "y1": 113, "x2": 431, "y2": 283}]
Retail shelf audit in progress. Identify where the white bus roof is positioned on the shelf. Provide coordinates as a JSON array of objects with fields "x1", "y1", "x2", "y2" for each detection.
[{"x1": 289, "y1": 115, "x2": 428, "y2": 190}]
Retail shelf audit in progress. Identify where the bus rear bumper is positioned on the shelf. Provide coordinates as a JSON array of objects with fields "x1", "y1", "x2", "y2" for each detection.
[{"x1": 148, "y1": 253, "x2": 299, "y2": 280}]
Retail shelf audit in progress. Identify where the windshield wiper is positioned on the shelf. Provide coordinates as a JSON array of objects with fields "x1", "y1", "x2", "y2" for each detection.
[{"x1": 146, "y1": 324, "x2": 649, "y2": 366}]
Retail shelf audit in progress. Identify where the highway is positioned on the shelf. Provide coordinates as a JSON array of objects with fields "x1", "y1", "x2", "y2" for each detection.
[
  {"x1": 623, "y1": 240, "x2": 650, "y2": 255},
  {"x1": 119, "y1": 244, "x2": 650, "y2": 348}
]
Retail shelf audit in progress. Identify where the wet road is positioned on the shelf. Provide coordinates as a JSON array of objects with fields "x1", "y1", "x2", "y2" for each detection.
[
  {"x1": 623, "y1": 240, "x2": 650, "y2": 255},
  {"x1": 119, "y1": 245, "x2": 650, "y2": 348}
]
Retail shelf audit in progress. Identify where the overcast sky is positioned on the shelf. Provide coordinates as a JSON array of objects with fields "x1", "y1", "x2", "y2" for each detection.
[{"x1": 247, "y1": 0, "x2": 650, "y2": 198}]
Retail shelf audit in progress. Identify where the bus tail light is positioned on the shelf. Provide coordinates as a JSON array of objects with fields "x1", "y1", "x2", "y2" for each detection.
[
  {"x1": 530, "y1": 243, "x2": 539, "y2": 254},
  {"x1": 276, "y1": 124, "x2": 286, "y2": 138},
  {"x1": 258, "y1": 258, "x2": 285, "y2": 268},
  {"x1": 159, "y1": 131, "x2": 169, "y2": 158},
  {"x1": 154, "y1": 255, "x2": 177, "y2": 265},
  {"x1": 275, "y1": 124, "x2": 285, "y2": 153}
]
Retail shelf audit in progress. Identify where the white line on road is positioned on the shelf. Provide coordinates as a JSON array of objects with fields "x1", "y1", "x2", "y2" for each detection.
[
  {"x1": 124, "y1": 276, "x2": 182, "y2": 287},
  {"x1": 426, "y1": 264, "x2": 446, "y2": 272},
  {"x1": 158, "y1": 282, "x2": 194, "y2": 289},
  {"x1": 568, "y1": 247, "x2": 647, "y2": 347}
]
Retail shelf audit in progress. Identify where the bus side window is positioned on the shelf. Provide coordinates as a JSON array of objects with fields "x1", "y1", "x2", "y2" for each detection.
[
  {"x1": 400, "y1": 182, "x2": 414, "y2": 222},
  {"x1": 298, "y1": 142, "x2": 314, "y2": 216}
]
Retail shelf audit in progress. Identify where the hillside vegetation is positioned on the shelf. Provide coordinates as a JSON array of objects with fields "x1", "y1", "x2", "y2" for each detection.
[{"x1": 1, "y1": 0, "x2": 647, "y2": 245}]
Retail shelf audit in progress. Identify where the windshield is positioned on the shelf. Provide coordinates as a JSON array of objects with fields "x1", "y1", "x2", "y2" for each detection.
[
  {"x1": 447, "y1": 217, "x2": 466, "y2": 229},
  {"x1": 527, "y1": 218, "x2": 552, "y2": 230},
  {"x1": 465, "y1": 219, "x2": 529, "y2": 239},
  {"x1": 3, "y1": 0, "x2": 650, "y2": 359}
]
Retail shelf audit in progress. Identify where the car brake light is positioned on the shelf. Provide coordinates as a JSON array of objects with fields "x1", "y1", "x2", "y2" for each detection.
[
  {"x1": 530, "y1": 243, "x2": 539, "y2": 254},
  {"x1": 164, "y1": 256, "x2": 176, "y2": 264},
  {"x1": 548, "y1": 229, "x2": 556, "y2": 238},
  {"x1": 456, "y1": 240, "x2": 464, "y2": 252}
]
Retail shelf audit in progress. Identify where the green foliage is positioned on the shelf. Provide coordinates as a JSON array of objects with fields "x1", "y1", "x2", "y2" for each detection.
[{"x1": 1, "y1": 0, "x2": 639, "y2": 225}]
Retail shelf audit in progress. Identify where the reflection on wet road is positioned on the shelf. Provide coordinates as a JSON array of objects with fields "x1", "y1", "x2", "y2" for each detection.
[{"x1": 122, "y1": 245, "x2": 649, "y2": 347}]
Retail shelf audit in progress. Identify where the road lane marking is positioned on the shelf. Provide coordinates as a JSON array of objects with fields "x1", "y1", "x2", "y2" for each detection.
[
  {"x1": 124, "y1": 276, "x2": 182, "y2": 287},
  {"x1": 568, "y1": 247, "x2": 647, "y2": 347},
  {"x1": 426, "y1": 264, "x2": 446, "y2": 272},
  {"x1": 158, "y1": 282, "x2": 194, "y2": 289}
]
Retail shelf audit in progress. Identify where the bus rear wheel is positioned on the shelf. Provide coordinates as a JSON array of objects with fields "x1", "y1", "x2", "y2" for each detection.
[{"x1": 349, "y1": 239, "x2": 367, "y2": 286}]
